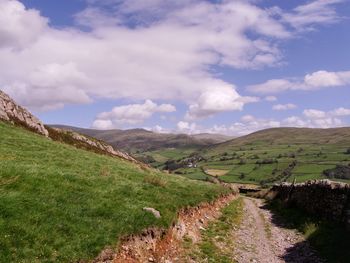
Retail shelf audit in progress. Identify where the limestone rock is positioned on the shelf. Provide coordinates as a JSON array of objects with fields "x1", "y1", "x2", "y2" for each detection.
[
  {"x1": 0, "y1": 90, "x2": 49, "y2": 137},
  {"x1": 51, "y1": 127, "x2": 144, "y2": 165},
  {"x1": 143, "y1": 207, "x2": 161, "y2": 219}
]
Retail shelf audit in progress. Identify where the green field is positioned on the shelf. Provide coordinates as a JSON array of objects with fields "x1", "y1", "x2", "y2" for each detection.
[
  {"x1": 166, "y1": 128, "x2": 350, "y2": 185},
  {"x1": 0, "y1": 122, "x2": 228, "y2": 262}
]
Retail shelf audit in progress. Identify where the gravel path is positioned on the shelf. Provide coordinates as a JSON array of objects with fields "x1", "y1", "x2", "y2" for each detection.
[{"x1": 232, "y1": 197, "x2": 323, "y2": 263}]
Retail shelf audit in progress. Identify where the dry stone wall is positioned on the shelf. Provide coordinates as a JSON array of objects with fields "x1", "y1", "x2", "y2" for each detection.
[
  {"x1": 272, "y1": 180, "x2": 350, "y2": 228},
  {"x1": 0, "y1": 90, "x2": 49, "y2": 137}
]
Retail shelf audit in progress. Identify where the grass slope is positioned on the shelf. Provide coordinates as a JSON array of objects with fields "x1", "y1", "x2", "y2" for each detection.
[{"x1": 0, "y1": 122, "x2": 228, "y2": 263}]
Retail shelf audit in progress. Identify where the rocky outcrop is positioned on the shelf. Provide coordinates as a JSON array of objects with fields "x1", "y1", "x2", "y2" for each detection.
[
  {"x1": 48, "y1": 127, "x2": 147, "y2": 167},
  {"x1": 272, "y1": 180, "x2": 350, "y2": 228},
  {"x1": 69, "y1": 130, "x2": 140, "y2": 163},
  {"x1": 0, "y1": 90, "x2": 49, "y2": 137}
]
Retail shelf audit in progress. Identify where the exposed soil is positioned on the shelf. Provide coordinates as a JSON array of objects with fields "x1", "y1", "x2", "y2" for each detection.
[
  {"x1": 232, "y1": 197, "x2": 323, "y2": 263},
  {"x1": 94, "y1": 194, "x2": 237, "y2": 263},
  {"x1": 94, "y1": 195, "x2": 324, "y2": 263}
]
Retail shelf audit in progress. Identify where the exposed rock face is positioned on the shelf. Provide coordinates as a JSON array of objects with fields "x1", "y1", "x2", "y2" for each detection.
[
  {"x1": 49, "y1": 127, "x2": 147, "y2": 167},
  {"x1": 272, "y1": 180, "x2": 350, "y2": 228},
  {"x1": 0, "y1": 90, "x2": 49, "y2": 137}
]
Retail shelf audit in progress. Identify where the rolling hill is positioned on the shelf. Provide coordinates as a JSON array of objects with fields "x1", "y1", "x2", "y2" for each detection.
[{"x1": 211, "y1": 127, "x2": 350, "y2": 149}]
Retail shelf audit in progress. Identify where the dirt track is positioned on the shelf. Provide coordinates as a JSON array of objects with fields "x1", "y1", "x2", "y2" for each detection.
[{"x1": 232, "y1": 197, "x2": 323, "y2": 263}]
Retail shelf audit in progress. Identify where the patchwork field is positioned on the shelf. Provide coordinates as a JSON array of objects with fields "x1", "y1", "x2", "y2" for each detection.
[{"x1": 167, "y1": 128, "x2": 350, "y2": 185}]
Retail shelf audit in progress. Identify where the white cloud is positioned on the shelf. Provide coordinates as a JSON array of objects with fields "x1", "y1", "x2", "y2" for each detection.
[
  {"x1": 176, "y1": 121, "x2": 198, "y2": 134},
  {"x1": 247, "y1": 70, "x2": 350, "y2": 94},
  {"x1": 0, "y1": 0, "x2": 345, "y2": 113},
  {"x1": 91, "y1": 120, "x2": 114, "y2": 130},
  {"x1": 248, "y1": 79, "x2": 295, "y2": 94},
  {"x1": 272, "y1": 103, "x2": 297, "y2": 111},
  {"x1": 92, "y1": 100, "x2": 175, "y2": 129},
  {"x1": 282, "y1": 0, "x2": 344, "y2": 30},
  {"x1": 265, "y1": 96, "x2": 277, "y2": 102},
  {"x1": 0, "y1": 0, "x2": 48, "y2": 49},
  {"x1": 185, "y1": 85, "x2": 245, "y2": 120},
  {"x1": 304, "y1": 70, "x2": 350, "y2": 87},
  {"x1": 284, "y1": 115, "x2": 342, "y2": 128},
  {"x1": 190, "y1": 107, "x2": 349, "y2": 136},
  {"x1": 330, "y1": 107, "x2": 350, "y2": 116},
  {"x1": 228, "y1": 115, "x2": 281, "y2": 136},
  {"x1": 282, "y1": 107, "x2": 350, "y2": 128},
  {"x1": 303, "y1": 109, "x2": 327, "y2": 119}
]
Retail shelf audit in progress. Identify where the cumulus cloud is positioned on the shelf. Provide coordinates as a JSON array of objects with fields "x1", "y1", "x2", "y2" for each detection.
[
  {"x1": 0, "y1": 0, "x2": 48, "y2": 49},
  {"x1": 272, "y1": 103, "x2": 297, "y2": 111},
  {"x1": 247, "y1": 70, "x2": 350, "y2": 94},
  {"x1": 183, "y1": 107, "x2": 350, "y2": 136},
  {"x1": 185, "y1": 85, "x2": 244, "y2": 120},
  {"x1": 0, "y1": 0, "x2": 345, "y2": 114},
  {"x1": 176, "y1": 121, "x2": 198, "y2": 134},
  {"x1": 303, "y1": 109, "x2": 327, "y2": 119},
  {"x1": 330, "y1": 107, "x2": 350, "y2": 116},
  {"x1": 282, "y1": 107, "x2": 349, "y2": 129},
  {"x1": 92, "y1": 100, "x2": 175, "y2": 129}
]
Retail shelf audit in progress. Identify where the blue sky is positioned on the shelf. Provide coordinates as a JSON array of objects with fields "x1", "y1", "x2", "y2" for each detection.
[{"x1": 1, "y1": 0, "x2": 350, "y2": 135}]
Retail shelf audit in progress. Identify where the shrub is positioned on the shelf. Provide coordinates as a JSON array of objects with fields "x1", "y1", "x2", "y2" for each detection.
[
  {"x1": 256, "y1": 158, "x2": 277, "y2": 165},
  {"x1": 238, "y1": 159, "x2": 246, "y2": 165}
]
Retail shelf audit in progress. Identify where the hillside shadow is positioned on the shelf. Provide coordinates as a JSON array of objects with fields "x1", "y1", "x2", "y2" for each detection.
[{"x1": 259, "y1": 201, "x2": 350, "y2": 263}]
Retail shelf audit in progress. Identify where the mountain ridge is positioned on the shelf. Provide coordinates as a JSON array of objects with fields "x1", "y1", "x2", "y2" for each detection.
[{"x1": 49, "y1": 124, "x2": 233, "y2": 153}]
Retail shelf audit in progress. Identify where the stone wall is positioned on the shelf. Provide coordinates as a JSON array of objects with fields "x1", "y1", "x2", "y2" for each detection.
[
  {"x1": 272, "y1": 180, "x2": 350, "y2": 228},
  {"x1": 0, "y1": 90, "x2": 49, "y2": 137}
]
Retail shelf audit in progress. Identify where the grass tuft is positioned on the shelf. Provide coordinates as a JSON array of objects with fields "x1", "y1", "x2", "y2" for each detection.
[
  {"x1": 189, "y1": 198, "x2": 243, "y2": 262},
  {"x1": 143, "y1": 174, "x2": 167, "y2": 187}
]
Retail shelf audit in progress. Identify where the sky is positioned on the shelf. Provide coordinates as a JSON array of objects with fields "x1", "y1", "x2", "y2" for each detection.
[{"x1": 1, "y1": 0, "x2": 350, "y2": 136}]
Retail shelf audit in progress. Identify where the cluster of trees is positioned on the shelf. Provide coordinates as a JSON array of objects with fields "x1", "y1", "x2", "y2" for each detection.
[
  {"x1": 256, "y1": 158, "x2": 278, "y2": 165},
  {"x1": 259, "y1": 160, "x2": 297, "y2": 186},
  {"x1": 136, "y1": 155, "x2": 156, "y2": 164},
  {"x1": 323, "y1": 164, "x2": 350, "y2": 180}
]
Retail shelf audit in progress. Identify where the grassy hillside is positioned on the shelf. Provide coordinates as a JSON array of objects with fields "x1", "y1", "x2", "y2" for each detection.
[
  {"x1": 0, "y1": 121, "x2": 228, "y2": 262},
  {"x1": 172, "y1": 127, "x2": 350, "y2": 185}
]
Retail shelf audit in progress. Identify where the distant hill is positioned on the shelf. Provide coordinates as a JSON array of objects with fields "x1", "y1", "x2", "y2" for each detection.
[
  {"x1": 50, "y1": 125, "x2": 233, "y2": 153},
  {"x1": 211, "y1": 127, "x2": 350, "y2": 151}
]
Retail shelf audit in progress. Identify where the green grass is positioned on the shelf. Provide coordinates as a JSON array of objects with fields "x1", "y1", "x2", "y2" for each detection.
[
  {"x1": 189, "y1": 198, "x2": 243, "y2": 263},
  {"x1": 0, "y1": 122, "x2": 228, "y2": 262},
  {"x1": 269, "y1": 200, "x2": 350, "y2": 263}
]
